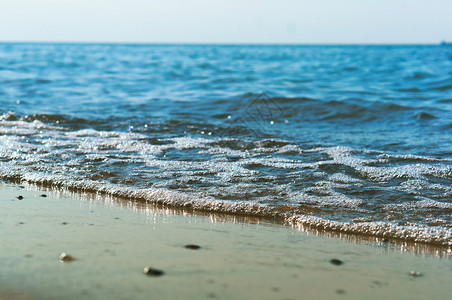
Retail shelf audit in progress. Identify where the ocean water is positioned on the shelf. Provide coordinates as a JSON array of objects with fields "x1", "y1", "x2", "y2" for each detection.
[{"x1": 1, "y1": 43, "x2": 451, "y2": 245}]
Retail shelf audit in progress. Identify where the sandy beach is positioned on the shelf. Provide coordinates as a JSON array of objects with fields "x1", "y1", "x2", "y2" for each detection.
[{"x1": 0, "y1": 181, "x2": 450, "y2": 300}]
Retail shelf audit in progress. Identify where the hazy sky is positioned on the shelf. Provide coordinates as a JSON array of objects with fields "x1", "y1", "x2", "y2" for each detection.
[{"x1": 0, "y1": 0, "x2": 450, "y2": 44}]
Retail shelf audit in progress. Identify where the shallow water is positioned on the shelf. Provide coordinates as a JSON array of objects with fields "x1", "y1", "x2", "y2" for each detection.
[{"x1": 0, "y1": 43, "x2": 451, "y2": 245}]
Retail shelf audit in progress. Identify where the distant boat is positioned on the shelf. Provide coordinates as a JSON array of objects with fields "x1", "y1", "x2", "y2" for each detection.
[{"x1": 440, "y1": 41, "x2": 452, "y2": 46}]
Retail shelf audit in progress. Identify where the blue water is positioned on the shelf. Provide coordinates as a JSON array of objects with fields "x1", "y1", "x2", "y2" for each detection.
[{"x1": 1, "y1": 43, "x2": 451, "y2": 245}]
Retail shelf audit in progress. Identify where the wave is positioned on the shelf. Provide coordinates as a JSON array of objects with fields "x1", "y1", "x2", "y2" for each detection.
[
  {"x1": 0, "y1": 117, "x2": 451, "y2": 246},
  {"x1": 1, "y1": 92, "x2": 448, "y2": 134},
  {"x1": 231, "y1": 94, "x2": 445, "y2": 124},
  {"x1": 437, "y1": 98, "x2": 452, "y2": 104},
  {"x1": 1, "y1": 173, "x2": 450, "y2": 246},
  {"x1": 432, "y1": 84, "x2": 452, "y2": 91}
]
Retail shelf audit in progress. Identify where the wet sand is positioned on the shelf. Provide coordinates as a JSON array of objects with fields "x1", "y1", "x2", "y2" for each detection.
[{"x1": 0, "y1": 182, "x2": 450, "y2": 300}]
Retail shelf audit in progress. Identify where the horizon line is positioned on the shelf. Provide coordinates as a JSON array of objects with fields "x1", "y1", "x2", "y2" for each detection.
[{"x1": 0, "y1": 40, "x2": 447, "y2": 46}]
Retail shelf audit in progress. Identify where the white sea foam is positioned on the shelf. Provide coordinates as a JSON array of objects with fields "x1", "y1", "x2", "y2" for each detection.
[
  {"x1": 287, "y1": 215, "x2": 452, "y2": 246},
  {"x1": 0, "y1": 120, "x2": 451, "y2": 246}
]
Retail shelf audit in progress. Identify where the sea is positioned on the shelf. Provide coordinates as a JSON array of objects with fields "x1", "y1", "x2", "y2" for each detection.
[{"x1": 0, "y1": 43, "x2": 451, "y2": 246}]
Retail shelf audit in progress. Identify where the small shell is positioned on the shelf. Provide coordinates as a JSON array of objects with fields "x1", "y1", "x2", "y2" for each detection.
[
  {"x1": 59, "y1": 252, "x2": 74, "y2": 262},
  {"x1": 409, "y1": 271, "x2": 422, "y2": 277},
  {"x1": 143, "y1": 267, "x2": 164, "y2": 276}
]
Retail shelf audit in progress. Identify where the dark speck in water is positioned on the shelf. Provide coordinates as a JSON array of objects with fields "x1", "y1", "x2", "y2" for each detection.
[
  {"x1": 17, "y1": 195, "x2": 23, "y2": 200},
  {"x1": 40, "y1": 194, "x2": 47, "y2": 197}
]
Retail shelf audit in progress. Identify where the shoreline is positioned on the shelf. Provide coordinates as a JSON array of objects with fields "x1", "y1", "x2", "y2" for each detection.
[
  {"x1": 1, "y1": 182, "x2": 451, "y2": 299},
  {"x1": 2, "y1": 178, "x2": 451, "y2": 251}
]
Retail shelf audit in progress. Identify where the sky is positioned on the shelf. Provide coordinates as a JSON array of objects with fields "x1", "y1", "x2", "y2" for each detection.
[{"x1": 0, "y1": 0, "x2": 451, "y2": 44}]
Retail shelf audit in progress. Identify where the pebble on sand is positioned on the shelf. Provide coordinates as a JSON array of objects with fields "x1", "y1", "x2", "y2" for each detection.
[
  {"x1": 409, "y1": 271, "x2": 422, "y2": 277},
  {"x1": 143, "y1": 267, "x2": 164, "y2": 277},
  {"x1": 330, "y1": 259, "x2": 343, "y2": 266},
  {"x1": 59, "y1": 252, "x2": 74, "y2": 262},
  {"x1": 184, "y1": 244, "x2": 201, "y2": 250}
]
